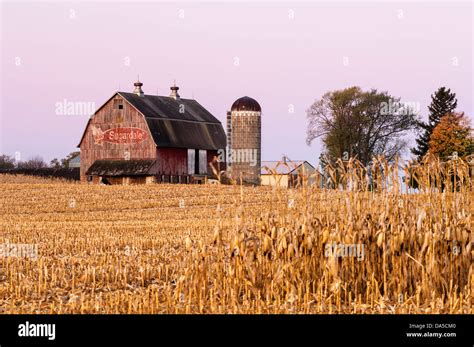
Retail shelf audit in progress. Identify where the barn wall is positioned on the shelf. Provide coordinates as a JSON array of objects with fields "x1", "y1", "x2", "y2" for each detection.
[
  {"x1": 155, "y1": 148, "x2": 187, "y2": 175},
  {"x1": 79, "y1": 94, "x2": 157, "y2": 181},
  {"x1": 154, "y1": 148, "x2": 221, "y2": 177}
]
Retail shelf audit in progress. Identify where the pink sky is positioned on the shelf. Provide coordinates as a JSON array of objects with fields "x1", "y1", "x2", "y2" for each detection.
[{"x1": 1, "y1": 1, "x2": 472, "y2": 165}]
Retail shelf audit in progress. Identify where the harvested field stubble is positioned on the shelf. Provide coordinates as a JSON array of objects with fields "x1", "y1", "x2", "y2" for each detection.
[{"x1": 0, "y1": 156, "x2": 472, "y2": 313}]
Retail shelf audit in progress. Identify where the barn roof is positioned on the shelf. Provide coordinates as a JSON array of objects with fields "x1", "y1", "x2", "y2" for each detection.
[
  {"x1": 119, "y1": 92, "x2": 221, "y2": 123},
  {"x1": 119, "y1": 92, "x2": 226, "y2": 150},
  {"x1": 78, "y1": 92, "x2": 226, "y2": 150},
  {"x1": 86, "y1": 159, "x2": 157, "y2": 176},
  {"x1": 261, "y1": 161, "x2": 315, "y2": 175}
]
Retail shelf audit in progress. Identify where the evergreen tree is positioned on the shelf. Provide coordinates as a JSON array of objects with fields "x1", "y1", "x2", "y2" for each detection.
[{"x1": 412, "y1": 87, "x2": 457, "y2": 160}]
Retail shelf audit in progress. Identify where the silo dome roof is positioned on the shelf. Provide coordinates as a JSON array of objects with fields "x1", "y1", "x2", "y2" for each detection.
[{"x1": 231, "y1": 96, "x2": 261, "y2": 112}]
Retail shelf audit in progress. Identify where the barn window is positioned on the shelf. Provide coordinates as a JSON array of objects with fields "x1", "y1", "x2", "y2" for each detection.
[
  {"x1": 113, "y1": 99, "x2": 123, "y2": 110},
  {"x1": 87, "y1": 175, "x2": 93, "y2": 182}
]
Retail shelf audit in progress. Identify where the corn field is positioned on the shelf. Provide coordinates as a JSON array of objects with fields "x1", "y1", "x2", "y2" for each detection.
[{"x1": 0, "y1": 157, "x2": 472, "y2": 314}]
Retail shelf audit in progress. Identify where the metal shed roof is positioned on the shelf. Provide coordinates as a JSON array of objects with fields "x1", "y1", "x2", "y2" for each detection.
[{"x1": 261, "y1": 161, "x2": 315, "y2": 175}]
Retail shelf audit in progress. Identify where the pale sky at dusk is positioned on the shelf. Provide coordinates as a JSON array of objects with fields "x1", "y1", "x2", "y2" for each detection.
[{"x1": 1, "y1": 1, "x2": 472, "y2": 164}]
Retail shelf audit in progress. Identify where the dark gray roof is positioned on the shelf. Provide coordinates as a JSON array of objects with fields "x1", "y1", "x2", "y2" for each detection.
[
  {"x1": 145, "y1": 118, "x2": 226, "y2": 150},
  {"x1": 120, "y1": 92, "x2": 221, "y2": 123},
  {"x1": 86, "y1": 159, "x2": 157, "y2": 176},
  {"x1": 119, "y1": 92, "x2": 226, "y2": 150}
]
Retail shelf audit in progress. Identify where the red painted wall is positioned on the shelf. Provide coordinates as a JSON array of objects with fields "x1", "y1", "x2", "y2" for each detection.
[{"x1": 155, "y1": 148, "x2": 187, "y2": 175}]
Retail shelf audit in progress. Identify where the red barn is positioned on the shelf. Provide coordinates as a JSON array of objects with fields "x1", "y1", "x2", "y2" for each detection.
[{"x1": 78, "y1": 81, "x2": 226, "y2": 184}]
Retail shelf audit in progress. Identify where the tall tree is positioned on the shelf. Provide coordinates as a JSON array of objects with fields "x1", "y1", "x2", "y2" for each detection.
[
  {"x1": 307, "y1": 87, "x2": 419, "y2": 166},
  {"x1": 411, "y1": 87, "x2": 457, "y2": 160},
  {"x1": 428, "y1": 113, "x2": 473, "y2": 160}
]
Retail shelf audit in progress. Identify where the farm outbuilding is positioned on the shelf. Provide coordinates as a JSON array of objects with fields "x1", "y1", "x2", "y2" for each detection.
[
  {"x1": 68, "y1": 153, "x2": 81, "y2": 168},
  {"x1": 261, "y1": 159, "x2": 322, "y2": 188},
  {"x1": 78, "y1": 81, "x2": 227, "y2": 184}
]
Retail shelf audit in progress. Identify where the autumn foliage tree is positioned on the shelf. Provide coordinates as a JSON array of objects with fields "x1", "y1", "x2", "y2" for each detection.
[
  {"x1": 428, "y1": 113, "x2": 473, "y2": 160},
  {"x1": 411, "y1": 87, "x2": 458, "y2": 160}
]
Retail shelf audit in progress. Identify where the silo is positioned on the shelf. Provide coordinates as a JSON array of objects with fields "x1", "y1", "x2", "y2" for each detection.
[{"x1": 227, "y1": 96, "x2": 261, "y2": 184}]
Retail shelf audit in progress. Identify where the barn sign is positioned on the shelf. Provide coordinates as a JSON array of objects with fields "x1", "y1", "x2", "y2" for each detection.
[{"x1": 92, "y1": 126, "x2": 147, "y2": 145}]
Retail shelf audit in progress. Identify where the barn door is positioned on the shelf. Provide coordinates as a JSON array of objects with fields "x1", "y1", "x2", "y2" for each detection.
[
  {"x1": 188, "y1": 149, "x2": 207, "y2": 175},
  {"x1": 187, "y1": 149, "x2": 195, "y2": 175},
  {"x1": 199, "y1": 150, "x2": 207, "y2": 174}
]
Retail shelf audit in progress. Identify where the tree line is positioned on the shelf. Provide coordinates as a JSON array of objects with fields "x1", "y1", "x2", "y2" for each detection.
[
  {"x1": 306, "y1": 86, "x2": 473, "y2": 169},
  {"x1": 0, "y1": 152, "x2": 79, "y2": 170}
]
